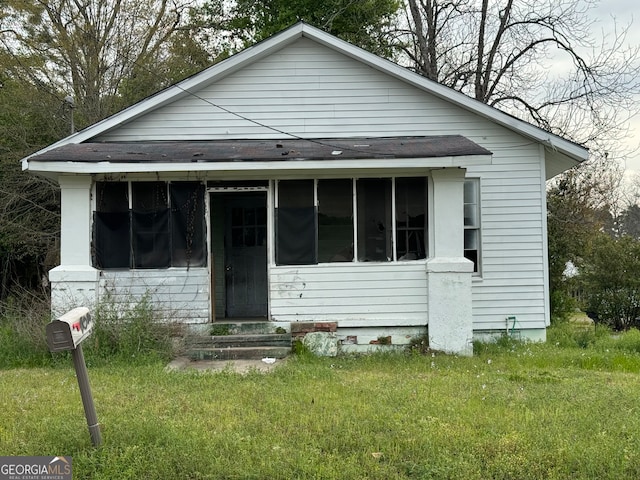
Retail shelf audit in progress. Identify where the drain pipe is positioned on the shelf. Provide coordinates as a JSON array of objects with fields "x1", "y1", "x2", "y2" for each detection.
[{"x1": 506, "y1": 316, "x2": 517, "y2": 337}]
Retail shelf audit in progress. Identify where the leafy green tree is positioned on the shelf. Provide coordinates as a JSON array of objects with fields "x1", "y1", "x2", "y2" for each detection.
[
  {"x1": 114, "y1": 29, "x2": 215, "y2": 112},
  {"x1": 195, "y1": 0, "x2": 402, "y2": 57},
  {"x1": 618, "y1": 204, "x2": 640, "y2": 240},
  {"x1": 546, "y1": 156, "x2": 623, "y2": 320},
  {"x1": 0, "y1": 1, "x2": 214, "y2": 299},
  {"x1": 580, "y1": 233, "x2": 640, "y2": 330}
]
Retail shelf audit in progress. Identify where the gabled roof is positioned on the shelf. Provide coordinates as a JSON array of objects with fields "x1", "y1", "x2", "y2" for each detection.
[{"x1": 22, "y1": 22, "x2": 588, "y2": 172}]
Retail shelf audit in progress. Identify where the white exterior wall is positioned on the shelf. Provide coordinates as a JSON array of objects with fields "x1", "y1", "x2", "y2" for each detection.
[
  {"x1": 270, "y1": 263, "x2": 428, "y2": 325},
  {"x1": 92, "y1": 37, "x2": 550, "y2": 334},
  {"x1": 99, "y1": 269, "x2": 210, "y2": 324}
]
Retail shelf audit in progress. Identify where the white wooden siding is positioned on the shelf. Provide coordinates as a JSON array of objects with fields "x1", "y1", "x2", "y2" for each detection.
[
  {"x1": 270, "y1": 263, "x2": 428, "y2": 326},
  {"x1": 96, "y1": 39, "x2": 509, "y2": 142},
  {"x1": 467, "y1": 140, "x2": 546, "y2": 331},
  {"x1": 96, "y1": 37, "x2": 549, "y2": 332},
  {"x1": 99, "y1": 269, "x2": 209, "y2": 324}
]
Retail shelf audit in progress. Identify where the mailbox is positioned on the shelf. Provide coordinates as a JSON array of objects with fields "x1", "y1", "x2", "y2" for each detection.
[
  {"x1": 46, "y1": 307, "x2": 94, "y2": 352},
  {"x1": 44, "y1": 306, "x2": 102, "y2": 446}
]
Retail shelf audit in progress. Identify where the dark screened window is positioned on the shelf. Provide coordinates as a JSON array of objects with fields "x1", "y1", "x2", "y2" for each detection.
[
  {"x1": 357, "y1": 178, "x2": 392, "y2": 262},
  {"x1": 171, "y1": 182, "x2": 206, "y2": 267},
  {"x1": 132, "y1": 182, "x2": 170, "y2": 269},
  {"x1": 271, "y1": 177, "x2": 429, "y2": 266},
  {"x1": 396, "y1": 177, "x2": 427, "y2": 260},
  {"x1": 93, "y1": 181, "x2": 206, "y2": 270},
  {"x1": 94, "y1": 182, "x2": 130, "y2": 269},
  {"x1": 318, "y1": 179, "x2": 353, "y2": 262},
  {"x1": 96, "y1": 182, "x2": 128, "y2": 212},
  {"x1": 276, "y1": 180, "x2": 316, "y2": 265}
]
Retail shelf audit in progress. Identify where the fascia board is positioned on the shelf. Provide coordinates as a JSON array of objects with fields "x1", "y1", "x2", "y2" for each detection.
[{"x1": 26, "y1": 154, "x2": 492, "y2": 176}]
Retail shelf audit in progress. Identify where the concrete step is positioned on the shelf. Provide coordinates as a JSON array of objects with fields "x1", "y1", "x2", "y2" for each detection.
[
  {"x1": 188, "y1": 346, "x2": 291, "y2": 361},
  {"x1": 185, "y1": 330, "x2": 292, "y2": 361},
  {"x1": 186, "y1": 333, "x2": 292, "y2": 349},
  {"x1": 209, "y1": 321, "x2": 280, "y2": 335}
]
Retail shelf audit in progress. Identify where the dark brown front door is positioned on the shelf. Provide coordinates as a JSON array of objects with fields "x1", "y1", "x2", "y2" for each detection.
[{"x1": 224, "y1": 194, "x2": 268, "y2": 318}]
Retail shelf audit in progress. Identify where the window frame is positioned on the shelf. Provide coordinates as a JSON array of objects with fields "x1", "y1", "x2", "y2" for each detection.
[
  {"x1": 93, "y1": 180, "x2": 206, "y2": 270},
  {"x1": 394, "y1": 177, "x2": 428, "y2": 261},
  {"x1": 274, "y1": 176, "x2": 428, "y2": 266},
  {"x1": 463, "y1": 178, "x2": 482, "y2": 275},
  {"x1": 317, "y1": 178, "x2": 354, "y2": 263}
]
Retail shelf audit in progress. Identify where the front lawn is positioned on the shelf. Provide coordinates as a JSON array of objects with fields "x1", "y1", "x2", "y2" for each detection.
[{"x1": 1, "y1": 325, "x2": 640, "y2": 479}]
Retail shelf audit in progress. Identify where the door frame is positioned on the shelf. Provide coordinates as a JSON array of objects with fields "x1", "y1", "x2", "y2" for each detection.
[{"x1": 207, "y1": 185, "x2": 271, "y2": 321}]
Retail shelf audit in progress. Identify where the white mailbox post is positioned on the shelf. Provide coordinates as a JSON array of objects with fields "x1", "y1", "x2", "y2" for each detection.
[{"x1": 46, "y1": 307, "x2": 102, "y2": 447}]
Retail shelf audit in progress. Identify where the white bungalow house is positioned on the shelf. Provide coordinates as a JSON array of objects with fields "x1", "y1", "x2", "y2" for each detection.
[{"x1": 23, "y1": 23, "x2": 587, "y2": 355}]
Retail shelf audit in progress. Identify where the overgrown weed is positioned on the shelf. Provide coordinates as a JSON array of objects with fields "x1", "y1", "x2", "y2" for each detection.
[
  {"x1": 548, "y1": 321, "x2": 640, "y2": 354},
  {"x1": 0, "y1": 288, "x2": 55, "y2": 367},
  {"x1": 0, "y1": 291, "x2": 181, "y2": 368},
  {"x1": 83, "y1": 293, "x2": 182, "y2": 365}
]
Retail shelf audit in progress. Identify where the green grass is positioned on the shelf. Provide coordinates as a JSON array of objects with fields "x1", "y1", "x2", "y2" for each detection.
[{"x1": 2, "y1": 326, "x2": 640, "y2": 479}]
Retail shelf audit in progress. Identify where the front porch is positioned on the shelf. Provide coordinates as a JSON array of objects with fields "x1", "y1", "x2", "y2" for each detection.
[{"x1": 50, "y1": 166, "x2": 476, "y2": 356}]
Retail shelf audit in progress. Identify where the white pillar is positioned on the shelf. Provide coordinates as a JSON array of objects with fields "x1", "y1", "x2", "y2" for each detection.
[
  {"x1": 49, "y1": 175, "x2": 99, "y2": 316},
  {"x1": 426, "y1": 168, "x2": 474, "y2": 356}
]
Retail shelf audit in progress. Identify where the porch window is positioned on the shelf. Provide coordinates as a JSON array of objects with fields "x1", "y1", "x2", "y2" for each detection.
[
  {"x1": 276, "y1": 180, "x2": 316, "y2": 265},
  {"x1": 318, "y1": 179, "x2": 353, "y2": 262},
  {"x1": 464, "y1": 178, "x2": 481, "y2": 273},
  {"x1": 132, "y1": 182, "x2": 170, "y2": 268},
  {"x1": 94, "y1": 182, "x2": 130, "y2": 269},
  {"x1": 171, "y1": 182, "x2": 206, "y2": 267},
  {"x1": 93, "y1": 181, "x2": 206, "y2": 269},
  {"x1": 395, "y1": 177, "x2": 427, "y2": 260},
  {"x1": 357, "y1": 178, "x2": 392, "y2": 262},
  {"x1": 274, "y1": 177, "x2": 427, "y2": 265}
]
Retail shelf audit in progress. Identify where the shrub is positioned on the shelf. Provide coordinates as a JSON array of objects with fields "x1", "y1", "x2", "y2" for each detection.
[
  {"x1": 585, "y1": 288, "x2": 640, "y2": 330},
  {"x1": 580, "y1": 234, "x2": 640, "y2": 331},
  {"x1": 550, "y1": 289, "x2": 577, "y2": 323}
]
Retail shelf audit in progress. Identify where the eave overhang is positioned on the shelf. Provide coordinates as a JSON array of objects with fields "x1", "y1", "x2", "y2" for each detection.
[{"x1": 25, "y1": 136, "x2": 493, "y2": 178}]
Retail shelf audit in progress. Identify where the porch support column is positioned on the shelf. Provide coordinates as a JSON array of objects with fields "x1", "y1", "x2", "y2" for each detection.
[
  {"x1": 426, "y1": 168, "x2": 474, "y2": 356},
  {"x1": 49, "y1": 175, "x2": 99, "y2": 317}
]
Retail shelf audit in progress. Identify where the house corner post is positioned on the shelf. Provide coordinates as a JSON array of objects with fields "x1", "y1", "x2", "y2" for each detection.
[
  {"x1": 427, "y1": 168, "x2": 474, "y2": 356},
  {"x1": 49, "y1": 175, "x2": 99, "y2": 316}
]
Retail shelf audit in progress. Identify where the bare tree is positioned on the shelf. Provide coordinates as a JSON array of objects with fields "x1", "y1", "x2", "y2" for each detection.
[
  {"x1": 402, "y1": 0, "x2": 640, "y2": 154},
  {"x1": 1, "y1": 0, "x2": 197, "y2": 127}
]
